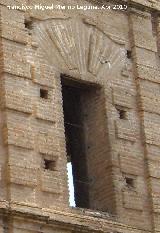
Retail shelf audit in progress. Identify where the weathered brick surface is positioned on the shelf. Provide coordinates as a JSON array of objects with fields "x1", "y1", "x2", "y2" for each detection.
[
  {"x1": 4, "y1": 74, "x2": 34, "y2": 113},
  {"x1": 9, "y1": 165, "x2": 37, "y2": 187},
  {"x1": 129, "y1": 8, "x2": 160, "y2": 232},
  {"x1": 112, "y1": 86, "x2": 136, "y2": 108},
  {"x1": 2, "y1": 40, "x2": 31, "y2": 78},
  {"x1": 119, "y1": 153, "x2": 143, "y2": 175},
  {"x1": 115, "y1": 120, "x2": 137, "y2": 142},
  {"x1": 32, "y1": 64, "x2": 56, "y2": 87},
  {"x1": 122, "y1": 191, "x2": 143, "y2": 211},
  {"x1": 41, "y1": 170, "x2": 61, "y2": 194}
]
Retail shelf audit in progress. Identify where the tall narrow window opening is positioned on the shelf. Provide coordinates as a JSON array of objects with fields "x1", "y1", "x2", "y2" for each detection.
[
  {"x1": 61, "y1": 75, "x2": 91, "y2": 208},
  {"x1": 61, "y1": 74, "x2": 114, "y2": 213}
]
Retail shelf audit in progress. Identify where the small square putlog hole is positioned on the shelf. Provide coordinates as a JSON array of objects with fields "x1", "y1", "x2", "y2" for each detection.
[
  {"x1": 40, "y1": 88, "x2": 48, "y2": 99},
  {"x1": 116, "y1": 106, "x2": 127, "y2": 120},
  {"x1": 44, "y1": 159, "x2": 56, "y2": 171},
  {"x1": 125, "y1": 177, "x2": 134, "y2": 188},
  {"x1": 126, "y1": 50, "x2": 132, "y2": 59}
]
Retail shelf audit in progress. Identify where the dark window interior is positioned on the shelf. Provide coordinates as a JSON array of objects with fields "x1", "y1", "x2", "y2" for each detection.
[
  {"x1": 61, "y1": 74, "x2": 114, "y2": 213},
  {"x1": 61, "y1": 75, "x2": 103, "y2": 208},
  {"x1": 61, "y1": 75, "x2": 91, "y2": 208}
]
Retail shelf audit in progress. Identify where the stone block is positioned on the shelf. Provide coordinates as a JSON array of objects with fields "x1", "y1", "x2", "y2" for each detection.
[
  {"x1": 115, "y1": 120, "x2": 137, "y2": 142},
  {"x1": 41, "y1": 170, "x2": 61, "y2": 194},
  {"x1": 2, "y1": 39, "x2": 31, "y2": 78},
  {"x1": 119, "y1": 153, "x2": 143, "y2": 176},
  {"x1": 9, "y1": 165, "x2": 37, "y2": 187},
  {"x1": 38, "y1": 131, "x2": 59, "y2": 155},
  {"x1": 122, "y1": 191, "x2": 143, "y2": 211},
  {"x1": 32, "y1": 64, "x2": 56, "y2": 88},
  {"x1": 112, "y1": 86, "x2": 135, "y2": 109}
]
